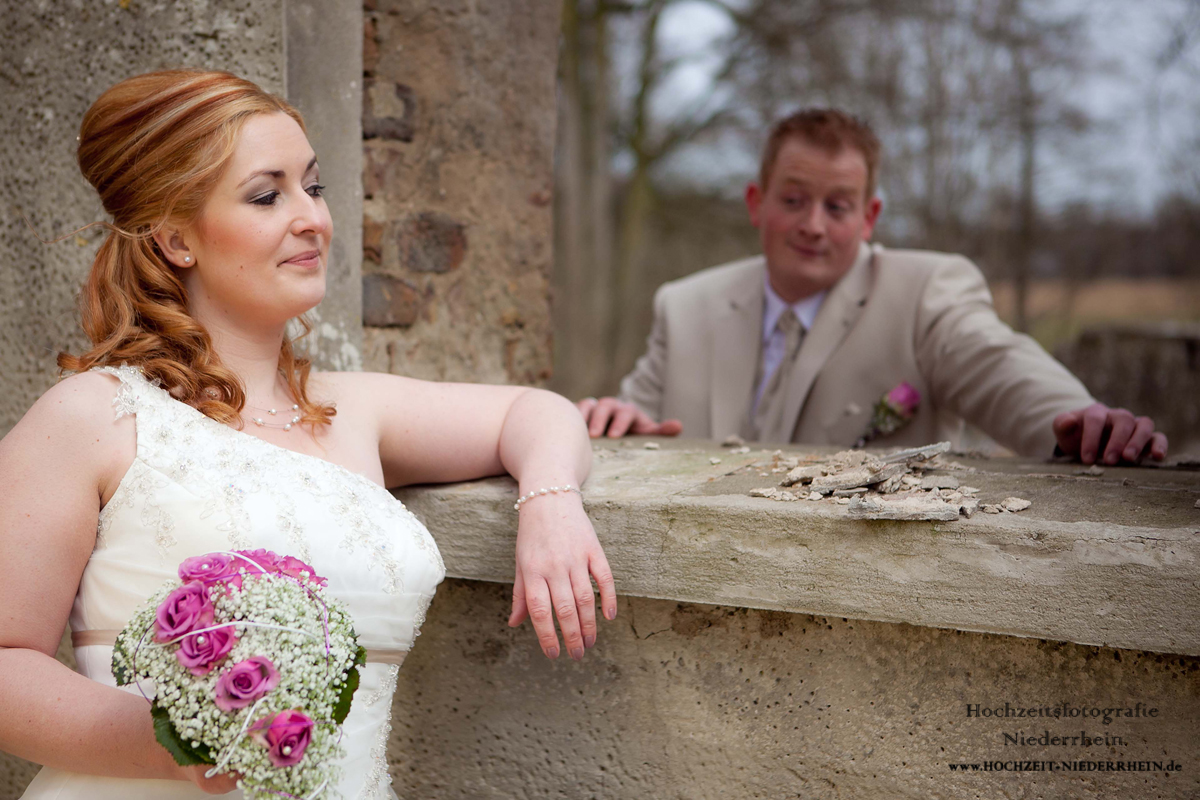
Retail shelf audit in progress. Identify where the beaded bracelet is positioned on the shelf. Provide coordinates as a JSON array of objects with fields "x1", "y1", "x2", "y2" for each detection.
[{"x1": 514, "y1": 484, "x2": 582, "y2": 511}]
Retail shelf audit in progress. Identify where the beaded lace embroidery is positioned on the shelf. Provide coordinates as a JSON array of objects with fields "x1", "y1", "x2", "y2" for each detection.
[
  {"x1": 358, "y1": 664, "x2": 401, "y2": 799},
  {"x1": 93, "y1": 364, "x2": 442, "y2": 591}
]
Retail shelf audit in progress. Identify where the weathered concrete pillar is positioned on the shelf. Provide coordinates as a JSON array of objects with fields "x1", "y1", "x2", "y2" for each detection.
[
  {"x1": 285, "y1": 0, "x2": 364, "y2": 371},
  {"x1": 361, "y1": 0, "x2": 560, "y2": 385}
]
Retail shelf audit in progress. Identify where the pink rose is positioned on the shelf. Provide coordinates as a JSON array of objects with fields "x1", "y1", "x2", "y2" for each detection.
[
  {"x1": 231, "y1": 549, "x2": 326, "y2": 587},
  {"x1": 249, "y1": 710, "x2": 314, "y2": 767},
  {"x1": 885, "y1": 382, "x2": 921, "y2": 418},
  {"x1": 214, "y1": 656, "x2": 281, "y2": 711},
  {"x1": 176, "y1": 624, "x2": 237, "y2": 676},
  {"x1": 178, "y1": 553, "x2": 238, "y2": 585},
  {"x1": 275, "y1": 555, "x2": 327, "y2": 587},
  {"x1": 155, "y1": 582, "x2": 214, "y2": 643},
  {"x1": 232, "y1": 549, "x2": 281, "y2": 577}
]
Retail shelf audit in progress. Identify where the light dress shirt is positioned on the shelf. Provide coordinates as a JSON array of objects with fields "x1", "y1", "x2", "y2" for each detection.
[{"x1": 751, "y1": 278, "x2": 827, "y2": 413}]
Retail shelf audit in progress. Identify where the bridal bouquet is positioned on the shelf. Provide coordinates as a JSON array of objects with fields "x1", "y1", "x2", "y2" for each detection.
[{"x1": 112, "y1": 549, "x2": 366, "y2": 799}]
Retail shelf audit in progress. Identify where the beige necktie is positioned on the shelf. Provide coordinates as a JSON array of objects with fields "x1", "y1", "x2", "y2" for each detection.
[{"x1": 750, "y1": 309, "x2": 804, "y2": 442}]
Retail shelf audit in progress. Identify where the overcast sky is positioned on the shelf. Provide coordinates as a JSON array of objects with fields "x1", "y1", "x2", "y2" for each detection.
[{"x1": 644, "y1": 0, "x2": 1199, "y2": 216}]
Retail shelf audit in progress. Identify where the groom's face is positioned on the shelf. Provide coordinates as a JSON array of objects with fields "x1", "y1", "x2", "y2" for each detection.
[{"x1": 745, "y1": 137, "x2": 882, "y2": 303}]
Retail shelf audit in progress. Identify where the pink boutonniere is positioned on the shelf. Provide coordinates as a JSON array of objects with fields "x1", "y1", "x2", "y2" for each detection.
[{"x1": 855, "y1": 382, "x2": 921, "y2": 448}]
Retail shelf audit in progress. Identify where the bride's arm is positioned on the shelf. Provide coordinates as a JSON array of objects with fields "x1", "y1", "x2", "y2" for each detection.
[
  {"x1": 358, "y1": 372, "x2": 616, "y2": 661},
  {"x1": 0, "y1": 374, "x2": 233, "y2": 790}
]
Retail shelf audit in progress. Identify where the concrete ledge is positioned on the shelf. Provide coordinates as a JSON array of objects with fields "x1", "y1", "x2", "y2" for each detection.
[{"x1": 396, "y1": 438, "x2": 1200, "y2": 657}]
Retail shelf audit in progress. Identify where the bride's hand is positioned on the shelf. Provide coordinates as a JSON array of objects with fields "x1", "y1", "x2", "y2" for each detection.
[
  {"x1": 508, "y1": 492, "x2": 616, "y2": 660},
  {"x1": 180, "y1": 764, "x2": 242, "y2": 794}
]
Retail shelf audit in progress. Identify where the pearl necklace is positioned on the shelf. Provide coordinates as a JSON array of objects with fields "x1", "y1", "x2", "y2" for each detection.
[{"x1": 247, "y1": 403, "x2": 302, "y2": 431}]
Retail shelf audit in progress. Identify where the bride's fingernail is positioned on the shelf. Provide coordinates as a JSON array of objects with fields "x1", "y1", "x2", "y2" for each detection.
[
  {"x1": 546, "y1": 646, "x2": 559, "y2": 659},
  {"x1": 584, "y1": 634, "x2": 595, "y2": 648},
  {"x1": 571, "y1": 647, "x2": 584, "y2": 661},
  {"x1": 605, "y1": 605, "x2": 616, "y2": 620}
]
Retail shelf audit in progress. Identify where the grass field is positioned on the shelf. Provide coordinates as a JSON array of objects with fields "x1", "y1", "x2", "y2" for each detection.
[{"x1": 988, "y1": 278, "x2": 1200, "y2": 351}]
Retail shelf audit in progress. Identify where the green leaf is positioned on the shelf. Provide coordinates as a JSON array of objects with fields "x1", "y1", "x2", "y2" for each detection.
[
  {"x1": 151, "y1": 703, "x2": 215, "y2": 767},
  {"x1": 111, "y1": 641, "x2": 130, "y2": 687},
  {"x1": 331, "y1": 646, "x2": 367, "y2": 725}
]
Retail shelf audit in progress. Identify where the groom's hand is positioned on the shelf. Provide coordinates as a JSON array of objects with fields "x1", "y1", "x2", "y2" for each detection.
[
  {"x1": 576, "y1": 397, "x2": 683, "y2": 438},
  {"x1": 1053, "y1": 403, "x2": 1168, "y2": 465}
]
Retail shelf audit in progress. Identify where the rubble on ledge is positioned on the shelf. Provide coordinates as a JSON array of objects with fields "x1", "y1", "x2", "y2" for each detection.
[{"x1": 748, "y1": 442, "x2": 1031, "y2": 521}]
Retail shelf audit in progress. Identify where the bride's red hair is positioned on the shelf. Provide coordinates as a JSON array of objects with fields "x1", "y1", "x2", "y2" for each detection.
[{"x1": 58, "y1": 69, "x2": 335, "y2": 429}]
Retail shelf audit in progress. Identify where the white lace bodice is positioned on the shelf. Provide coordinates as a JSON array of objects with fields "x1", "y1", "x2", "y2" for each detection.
[{"x1": 22, "y1": 365, "x2": 445, "y2": 800}]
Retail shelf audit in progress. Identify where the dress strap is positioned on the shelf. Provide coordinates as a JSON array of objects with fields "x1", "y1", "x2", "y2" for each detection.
[
  {"x1": 90, "y1": 364, "x2": 157, "y2": 421},
  {"x1": 90, "y1": 364, "x2": 183, "y2": 466}
]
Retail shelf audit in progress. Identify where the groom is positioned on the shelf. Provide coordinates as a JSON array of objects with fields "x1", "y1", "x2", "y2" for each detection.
[{"x1": 578, "y1": 108, "x2": 1169, "y2": 464}]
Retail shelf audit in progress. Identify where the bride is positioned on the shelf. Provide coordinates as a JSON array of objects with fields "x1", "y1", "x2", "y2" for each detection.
[{"x1": 0, "y1": 70, "x2": 615, "y2": 798}]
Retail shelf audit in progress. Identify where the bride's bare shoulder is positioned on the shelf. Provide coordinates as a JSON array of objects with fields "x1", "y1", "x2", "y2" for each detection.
[
  {"x1": 2, "y1": 371, "x2": 135, "y2": 489},
  {"x1": 24, "y1": 370, "x2": 126, "y2": 427}
]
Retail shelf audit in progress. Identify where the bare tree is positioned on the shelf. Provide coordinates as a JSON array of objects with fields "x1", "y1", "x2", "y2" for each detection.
[{"x1": 972, "y1": 0, "x2": 1091, "y2": 331}]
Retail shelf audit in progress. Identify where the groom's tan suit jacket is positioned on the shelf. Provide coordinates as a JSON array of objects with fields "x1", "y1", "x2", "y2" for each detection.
[{"x1": 618, "y1": 243, "x2": 1095, "y2": 457}]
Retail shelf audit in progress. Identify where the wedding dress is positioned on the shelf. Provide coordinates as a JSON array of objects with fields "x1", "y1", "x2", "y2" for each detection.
[{"x1": 21, "y1": 365, "x2": 445, "y2": 800}]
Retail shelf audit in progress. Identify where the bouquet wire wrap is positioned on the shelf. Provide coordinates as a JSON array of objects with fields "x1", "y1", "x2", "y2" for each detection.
[{"x1": 112, "y1": 549, "x2": 367, "y2": 799}]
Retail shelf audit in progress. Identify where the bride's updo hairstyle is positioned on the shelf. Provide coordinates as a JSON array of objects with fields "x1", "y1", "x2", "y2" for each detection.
[{"x1": 58, "y1": 69, "x2": 335, "y2": 430}]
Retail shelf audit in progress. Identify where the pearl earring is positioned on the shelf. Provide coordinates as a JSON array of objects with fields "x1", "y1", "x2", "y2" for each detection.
[{"x1": 183, "y1": 256, "x2": 192, "y2": 264}]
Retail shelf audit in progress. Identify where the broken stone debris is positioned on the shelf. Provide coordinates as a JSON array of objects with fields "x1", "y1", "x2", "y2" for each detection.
[
  {"x1": 745, "y1": 441, "x2": 1030, "y2": 521},
  {"x1": 867, "y1": 463, "x2": 909, "y2": 488},
  {"x1": 811, "y1": 468, "x2": 875, "y2": 493},
  {"x1": 781, "y1": 464, "x2": 828, "y2": 486},
  {"x1": 848, "y1": 493, "x2": 960, "y2": 521},
  {"x1": 876, "y1": 474, "x2": 905, "y2": 494},
  {"x1": 1001, "y1": 497, "x2": 1031, "y2": 512},
  {"x1": 643, "y1": 441, "x2": 661, "y2": 450},
  {"x1": 879, "y1": 441, "x2": 951, "y2": 464},
  {"x1": 749, "y1": 487, "x2": 799, "y2": 501},
  {"x1": 721, "y1": 435, "x2": 746, "y2": 448},
  {"x1": 920, "y1": 474, "x2": 960, "y2": 491},
  {"x1": 709, "y1": 457, "x2": 722, "y2": 465}
]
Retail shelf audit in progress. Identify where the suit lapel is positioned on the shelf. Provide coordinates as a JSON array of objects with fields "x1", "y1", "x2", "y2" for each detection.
[
  {"x1": 710, "y1": 262, "x2": 765, "y2": 438},
  {"x1": 769, "y1": 243, "x2": 876, "y2": 442}
]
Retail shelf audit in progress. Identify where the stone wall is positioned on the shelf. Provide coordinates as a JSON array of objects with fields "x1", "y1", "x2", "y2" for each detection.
[
  {"x1": 384, "y1": 438, "x2": 1200, "y2": 799},
  {"x1": 360, "y1": 0, "x2": 559, "y2": 384},
  {"x1": 393, "y1": 580, "x2": 1199, "y2": 800}
]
